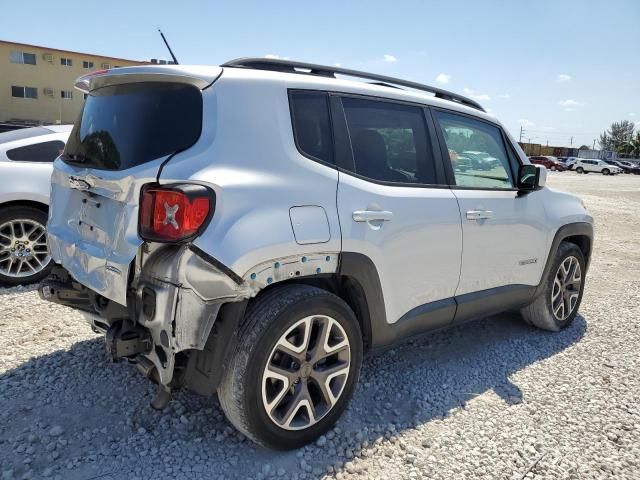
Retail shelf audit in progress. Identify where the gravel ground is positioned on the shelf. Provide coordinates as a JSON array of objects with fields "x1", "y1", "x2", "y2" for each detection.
[{"x1": 1, "y1": 171, "x2": 639, "y2": 480}]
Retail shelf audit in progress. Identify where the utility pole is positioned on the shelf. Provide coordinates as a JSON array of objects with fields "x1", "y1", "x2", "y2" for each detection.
[
  {"x1": 592, "y1": 139, "x2": 596, "y2": 150},
  {"x1": 519, "y1": 126, "x2": 525, "y2": 142},
  {"x1": 570, "y1": 136, "x2": 573, "y2": 146}
]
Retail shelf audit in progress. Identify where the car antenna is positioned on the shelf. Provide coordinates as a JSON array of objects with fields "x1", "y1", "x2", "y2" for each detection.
[{"x1": 158, "y1": 28, "x2": 179, "y2": 65}]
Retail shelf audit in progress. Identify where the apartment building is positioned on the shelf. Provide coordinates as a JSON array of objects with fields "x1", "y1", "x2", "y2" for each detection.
[{"x1": 0, "y1": 40, "x2": 148, "y2": 125}]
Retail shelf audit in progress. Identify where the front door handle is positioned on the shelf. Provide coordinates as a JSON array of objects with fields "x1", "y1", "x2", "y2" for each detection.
[
  {"x1": 466, "y1": 210, "x2": 494, "y2": 220},
  {"x1": 352, "y1": 210, "x2": 393, "y2": 222}
]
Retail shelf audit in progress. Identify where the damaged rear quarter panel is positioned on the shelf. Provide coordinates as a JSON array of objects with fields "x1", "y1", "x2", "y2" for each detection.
[{"x1": 137, "y1": 245, "x2": 338, "y2": 385}]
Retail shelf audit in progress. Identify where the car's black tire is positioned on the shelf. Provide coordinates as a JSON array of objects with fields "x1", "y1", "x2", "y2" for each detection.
[
  {"x1": 602, "y1": 168, "x2": 610, "y2": 175},
  {"x1": 576, "y1": 167, "x2": 584, "y2": 173},
  {"x1": 520, "y1": 242, "x2": 586, "y2": 331},
  {"x1": 0, "y1": 206, "x2": 52, "y2": 286},
  {"x1": 217, "y1": 284, "x2": 363, "y2": 450}
]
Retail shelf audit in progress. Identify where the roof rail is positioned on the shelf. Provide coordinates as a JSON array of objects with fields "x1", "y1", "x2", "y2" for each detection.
[{"x1": 221, "y1": 57, "x2": 485, "y2": 112}]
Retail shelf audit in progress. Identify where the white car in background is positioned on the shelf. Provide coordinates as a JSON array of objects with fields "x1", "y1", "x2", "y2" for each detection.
[
  {"x1": 0, "y1": 125, "x2": 72, "y2": 285},
  {"x1": 573, "y1": 158, "x2": 623, "y2": 175}
]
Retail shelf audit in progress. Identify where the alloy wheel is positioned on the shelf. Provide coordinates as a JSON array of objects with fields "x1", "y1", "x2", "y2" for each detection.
[
  {"x1": 551, "y1": 256, "x2": 582, "y2": 321},
  {"x1": 262, "y1": 315, "x2": 351, "y2": 430},
  {"x1": 0, "y1": 219, "x2": 50, "y2": 278}
]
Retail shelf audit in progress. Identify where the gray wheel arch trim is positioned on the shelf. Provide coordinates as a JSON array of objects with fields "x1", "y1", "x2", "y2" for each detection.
[{"x1": 533, "y1": 222, "x2": 594, "y2": 300}]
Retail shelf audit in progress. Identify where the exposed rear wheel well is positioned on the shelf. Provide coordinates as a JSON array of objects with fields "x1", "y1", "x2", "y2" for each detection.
[{"x1": 254, "y1": 275, "x2": 373, "y2": 351}]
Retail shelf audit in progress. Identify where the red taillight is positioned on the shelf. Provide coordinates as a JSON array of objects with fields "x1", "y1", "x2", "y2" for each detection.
[{"x1": 139, "y1": 184, "x2": 214, "y2": 242}]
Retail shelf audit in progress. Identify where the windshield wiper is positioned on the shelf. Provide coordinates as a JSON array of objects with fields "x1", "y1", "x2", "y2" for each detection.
[{"x1": 62, "y1": 152, "x2": 94, "y2": 165}]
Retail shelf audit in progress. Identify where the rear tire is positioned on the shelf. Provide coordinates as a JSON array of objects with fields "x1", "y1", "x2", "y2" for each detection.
[
  {"x1": 602, "y1": 168, "x2": 610, "y2": 175},
  {"x1": 576, "y1": 167, "x2": 584, "y2": 173},
  {"x1": 521, "y1": 242, "x2": 586, "y2": 331},
  {"x1": 218, "y1": 284, "x2": 363, "y2": 449},
  {"x1": 0, "y1": 206, "x2": 52, "y2": 286}
]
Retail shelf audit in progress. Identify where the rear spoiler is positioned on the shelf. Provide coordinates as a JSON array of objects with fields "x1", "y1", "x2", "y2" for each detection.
[{"x1": 74, "y1": 65, "x2": 223, "y2": 93}]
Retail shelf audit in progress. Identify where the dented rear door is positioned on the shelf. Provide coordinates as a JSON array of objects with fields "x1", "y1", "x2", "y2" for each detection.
[{"x1": 47, "y1": 76, "x2": 209, "y2": 306}]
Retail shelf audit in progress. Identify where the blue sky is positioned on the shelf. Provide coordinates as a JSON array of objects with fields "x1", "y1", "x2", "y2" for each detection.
[{"x1": 3, "y1": 0, "x2": 639, "y2": 148}]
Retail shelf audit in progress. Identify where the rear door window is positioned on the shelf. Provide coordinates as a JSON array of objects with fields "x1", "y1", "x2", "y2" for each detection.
[
  {"x1": 6, "y1": 140, "x2": 65, "y2": 162},
  {"x1": 289, "y1": 92, "x2": 334, "y2": 165},
  {"x1": 341, "y1": 97, "x2": 436, "y2": 184},
  {"x1": 63, "y1": 82, "x2": 202, "y2": 171}
]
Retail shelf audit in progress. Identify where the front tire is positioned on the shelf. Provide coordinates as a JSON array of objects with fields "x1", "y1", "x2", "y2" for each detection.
[
  {"x1": 602, "y1": 168, "x2": 610, "y2": 175},
  {"x1": 521, "y1": 242, "x2": 586, "y2": 331},
  {"x1": 218, "y1": 284, "x2": 363, "y2": 449},
  {"x1": 576, "y1": 167, "x2": 584, "y2": 173},
  {"x1": 0, "y1": 206, "x2": 52, "y2": 286}
]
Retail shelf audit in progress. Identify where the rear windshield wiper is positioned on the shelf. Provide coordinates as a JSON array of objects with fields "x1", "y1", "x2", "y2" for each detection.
[{"x1": 62, "y1": 152, "x2": 94, "y2": 165}]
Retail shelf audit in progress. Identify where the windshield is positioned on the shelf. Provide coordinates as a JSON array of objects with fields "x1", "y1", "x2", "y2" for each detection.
[{"x1": 63, "y1": 82, "x2": 202, "y2": 170}]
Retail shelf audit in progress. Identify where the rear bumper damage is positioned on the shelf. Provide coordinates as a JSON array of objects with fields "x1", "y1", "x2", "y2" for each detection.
[
  {"x1": 39, "y1": 244, "x2": 338, "y2": 397},
  {"x1": 40, "y1": 245, "x2": 249, "y2": 389}
]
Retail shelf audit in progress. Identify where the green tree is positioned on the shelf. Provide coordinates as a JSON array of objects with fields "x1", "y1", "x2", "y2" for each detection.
[
  {"x1": 598, "y1": 120, "x2": 635, "y2": 151},
  {"x1": 622, "y1": 132, "x2": 640, "y2": 157}
]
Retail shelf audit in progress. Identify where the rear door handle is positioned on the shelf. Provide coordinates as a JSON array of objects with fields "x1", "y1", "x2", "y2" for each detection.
[
  {"x1": 466, "y1": 210, "x2": 493, "y2": 220},
  {"x1": 352, "y1": 210, "x2": 393, "y2": 222}
]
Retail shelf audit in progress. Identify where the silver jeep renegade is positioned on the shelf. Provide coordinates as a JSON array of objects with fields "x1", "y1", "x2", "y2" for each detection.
[{"x1": 39, "y1": 58, "x2": 593, "y2": 449}]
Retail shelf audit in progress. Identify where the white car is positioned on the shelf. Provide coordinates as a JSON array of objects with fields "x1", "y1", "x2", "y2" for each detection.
[
  {"x1": 563, "y1": 156, "x2": 581, "y2": 169},
  {"x1": 574, "y1": 158, "x2": 622, "y2": 175},
  {"x1": 39, "y1": 60, "x2": 593, "y2": 449},
  {"x1": 0, "y1": 125, "x2": 72, "y2": 285}
]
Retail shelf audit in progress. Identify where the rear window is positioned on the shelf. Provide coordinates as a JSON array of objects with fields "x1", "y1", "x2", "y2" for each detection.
[
  {"x1": 63, "y1": 82, "x2": 202, "y2": 170},
  {"x1": 290, "y1": 92, "x2": 334, "y2": 165},
  {"x1": 7, "y1": 140, "x2": 65, "y2": 162}
]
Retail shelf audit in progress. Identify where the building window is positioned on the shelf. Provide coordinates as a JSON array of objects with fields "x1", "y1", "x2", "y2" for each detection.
[
  {"x1": 10, "y1": 50, "x2": 37, "y2": 65},
  {"x1": 61, "y1": 90, "x2": 73, "y2": 99},
  {"x1": 101, "y1": 62, "x2": 110, "y2": 69},
  {"x1": 60, "y1": 57, "x2": 72, "y2": 66},
  {"x1": 11, "y1": 86, "x2": 38, "y2": 99},
  {"x1": 82, "y1": 60, "x2": 94, "y2": 69}
]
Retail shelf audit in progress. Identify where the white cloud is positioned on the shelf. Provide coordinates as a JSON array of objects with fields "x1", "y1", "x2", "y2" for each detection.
[
  {"x1": 557, "y1": 74, "x2": 572, "y2": 82},
  {"x1": 435, "y1": 73, "x2": 451, "y2": 84},
  {"x1": 382, "y1": 54, "x2": 397, "y2": 63},
  {"x1": 498, "y1": 93, "x2": 511, "y2": 99},
  {"x1": 629, "y1": 112, "x2": 636, "y2": 117},
  {"x1": 518, "y1": 119, "x2": 536, "y2": 127},
  {"x1": 334, "y1": 63, "x2": 342, "y2": 67},
  {"x1": 463, "y1": 87, "x2": 490, "y2": 101},
  {"x1": 564, "y1": 108, "x2": 576, "y2": 112},
  {"x1": 558, "y1": 99, "x2": 585, "y2": 108}
]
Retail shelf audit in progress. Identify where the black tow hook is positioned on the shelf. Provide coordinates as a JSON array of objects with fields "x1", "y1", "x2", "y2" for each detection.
[{"x1": 105, "y1": 322, "x2": 152, "y2": 361}]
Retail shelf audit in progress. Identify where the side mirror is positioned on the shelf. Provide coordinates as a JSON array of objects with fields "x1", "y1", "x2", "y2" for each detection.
[{"x1": 517, "y1": 164, "x2": 546, "y2": 192}]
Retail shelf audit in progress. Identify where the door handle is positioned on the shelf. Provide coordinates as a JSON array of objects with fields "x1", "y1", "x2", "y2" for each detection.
[
  {"x1": 466, "y1": 210, "x2": 493, "y2": 220},
  {"x1": 352, "y1": 210, "x2": 393, "y2": 222}
]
